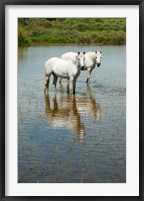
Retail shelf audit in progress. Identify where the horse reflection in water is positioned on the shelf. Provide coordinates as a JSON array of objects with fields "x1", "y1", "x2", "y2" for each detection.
[
  {"x1": 45, "y1": 92, "x2": 85, "y2": 140},
  {"x1": 76, "y1": 84, "x2": 101, "y2": 122},
  {"x1": 44, "y1": 84, "x2": 101, "y2": 140}
]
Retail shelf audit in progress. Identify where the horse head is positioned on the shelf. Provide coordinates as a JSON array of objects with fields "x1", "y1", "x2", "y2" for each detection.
[
  {"x1": 95, "y1": 51, "x2": 102, "y2": 67},
  {"x1": 76, "y1": 51, "x2": 86, "y2": 69}
]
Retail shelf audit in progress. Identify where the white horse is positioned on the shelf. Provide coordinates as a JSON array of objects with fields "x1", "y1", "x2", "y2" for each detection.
[
  {"x1": 61, "y1": 51, "x2": 102, "y2": 83},
  {"x1": 44, "y1": 52, "x2": 85, "y2": 94}
]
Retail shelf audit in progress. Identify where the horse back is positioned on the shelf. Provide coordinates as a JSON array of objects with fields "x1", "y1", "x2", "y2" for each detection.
[{"x1": 61, "y1": 52, "x2": 77, "y2": 64}]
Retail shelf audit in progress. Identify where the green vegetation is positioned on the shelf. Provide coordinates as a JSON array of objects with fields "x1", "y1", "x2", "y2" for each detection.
[{"x1": 18, "y1": 18, "x2": 126, "y2": 46}]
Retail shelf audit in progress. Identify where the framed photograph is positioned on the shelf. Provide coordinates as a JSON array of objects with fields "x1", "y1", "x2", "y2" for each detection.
[{"x1": 1, "y1": 0, "x2": 143, "y2": 200}]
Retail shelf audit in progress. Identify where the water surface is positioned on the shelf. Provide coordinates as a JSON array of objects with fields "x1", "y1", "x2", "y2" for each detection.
[{"x1": 18, "y1": 46, "x2": 126, "y2": 183}]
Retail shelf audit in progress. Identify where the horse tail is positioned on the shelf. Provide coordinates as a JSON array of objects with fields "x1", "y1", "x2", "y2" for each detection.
[{"x1": 45, "y1": 60, "x2": 52, "y2": 76}]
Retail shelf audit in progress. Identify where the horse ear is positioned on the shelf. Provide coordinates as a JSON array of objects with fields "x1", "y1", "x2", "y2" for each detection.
[
  {"x1": 83, "y1": 51, "x2": 85, "y2": 55},
  {"x1": 100, "y1": 51, "x2": 102, "y2": 53},
  {"x1": 95, "y1": 51, "x2": 97, "y2": 54},
  {"x1": 78, "y1": 52, "x2": 80, "y2": 55}
]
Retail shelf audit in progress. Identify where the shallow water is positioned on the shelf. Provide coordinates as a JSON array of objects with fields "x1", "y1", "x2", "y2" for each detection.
[{"x1": 18, "y1": 46, "x2": 126, "y2": 183}]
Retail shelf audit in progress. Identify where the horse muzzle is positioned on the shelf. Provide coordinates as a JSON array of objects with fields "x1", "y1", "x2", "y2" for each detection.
[
  {"x1": 97, "y1": 63, "x2": 101, "y2": 67},
  {"x1": 80, "y1": 66, "x2": 84, "y2": 70}
]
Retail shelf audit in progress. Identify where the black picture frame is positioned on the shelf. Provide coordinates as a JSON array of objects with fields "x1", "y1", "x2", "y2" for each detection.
[{"x1": 0, "y1": 0, "x2": 143, "y2": 200}]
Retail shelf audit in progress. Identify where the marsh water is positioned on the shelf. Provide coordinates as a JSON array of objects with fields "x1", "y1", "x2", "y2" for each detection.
[{"x1": 18, "y1": 46, "x2": 126, "y2": 183}]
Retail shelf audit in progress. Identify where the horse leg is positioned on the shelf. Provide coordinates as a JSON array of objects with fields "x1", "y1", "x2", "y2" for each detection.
[
  {"x1": 67, "y1": 78, "x2": 70, "y2": 93},
  {"x1": 44, "y1": 74, "x2": 50, "y2": 93},
  {"x1": 52, "y1": 75, "x2": 58, "y2": 92},
  {"x1": 72, "y1": 78, "x2": 77, "y2": 94},
  {"x1": 59, "y1": 78, "x2": 62, "y2": 83},
  {"x1": 69, "y1": 77, "x2": 74, "y2": 93},
  {"x1": 86, "y1": 68, "x2": 92, "y2": 84}
]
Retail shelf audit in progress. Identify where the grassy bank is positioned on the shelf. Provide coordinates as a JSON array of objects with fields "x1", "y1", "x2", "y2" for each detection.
[{"x1": 18, "y1": 18, "x2": 126, "y2": 46}]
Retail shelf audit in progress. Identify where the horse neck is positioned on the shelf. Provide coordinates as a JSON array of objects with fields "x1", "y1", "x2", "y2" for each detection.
[
  {"x1": 89, "y1": 58, "x2": 96, "y2": 68},
  {"x1": 93, "y1": 60, "x2": 97, "y2": 67},
  {"x1": 90, "y1": 55, "x2": 97, "y2": 64},
  {"x1": 75, "y1": 60, "x2": 81, "y2": 70}
]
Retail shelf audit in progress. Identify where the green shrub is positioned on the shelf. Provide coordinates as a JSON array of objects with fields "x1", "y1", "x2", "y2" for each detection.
[
  {"x1": 18, "y1": 18, "x2": 126, "y2": 46},
  {"x1": 18, "y1": 25, "x2": 32, "y2": 46}
]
